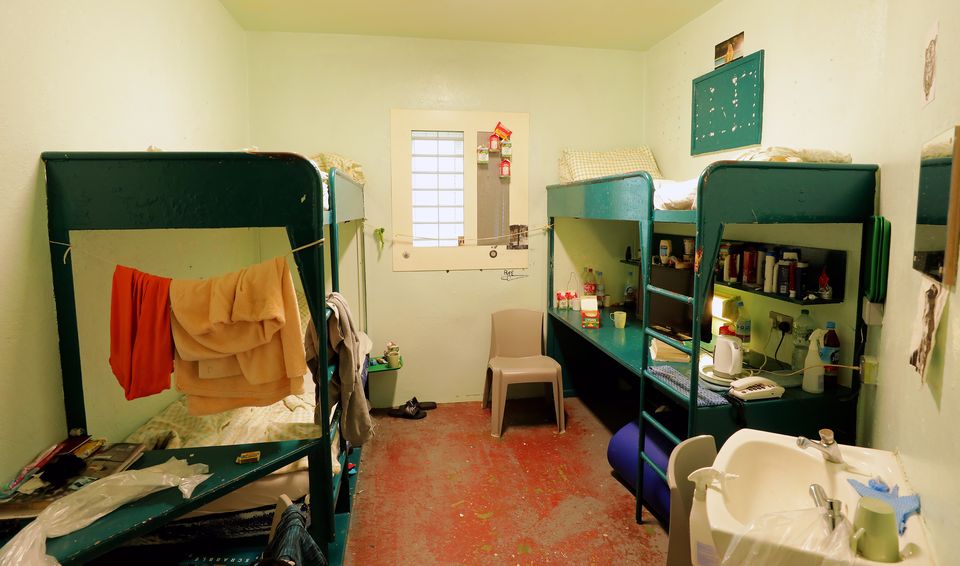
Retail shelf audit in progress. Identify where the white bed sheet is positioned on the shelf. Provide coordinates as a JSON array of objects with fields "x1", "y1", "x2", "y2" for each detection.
[
  {"x1": 125, "y1": 382, "x2": 341, "y2": 516},
  {"x1": 653, "y1": 178, "x2": 698, "y2": 210}
]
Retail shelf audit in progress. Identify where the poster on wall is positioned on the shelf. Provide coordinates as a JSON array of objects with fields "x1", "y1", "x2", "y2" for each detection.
[
  {"x1": 922, "y1": 22, "x2": 938, "y2": 106},
  {"x1": 714, "y1": 32, "x2": 744, "y2": 68},
  {"x1": 908, "y1": 275, "x2": 946, "y2": 381}
]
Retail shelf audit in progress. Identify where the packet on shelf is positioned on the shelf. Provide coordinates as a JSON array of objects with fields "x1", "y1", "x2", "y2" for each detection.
[{"x1": 581, "y1": 296, "x2": 600, "y2": 329}]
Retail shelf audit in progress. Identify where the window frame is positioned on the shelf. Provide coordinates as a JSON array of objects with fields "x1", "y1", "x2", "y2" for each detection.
[
  {"x1": 410, "y1": 130, "x2": 465, "y2": 248},
  {"x1": 390, "y1": 109, "x2": 529, "y2": 272}
]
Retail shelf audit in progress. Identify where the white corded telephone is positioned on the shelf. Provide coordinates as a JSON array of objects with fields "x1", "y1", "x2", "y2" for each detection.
[{"x1": 728, "y1": 376, "x2": 785, "y2": 401}]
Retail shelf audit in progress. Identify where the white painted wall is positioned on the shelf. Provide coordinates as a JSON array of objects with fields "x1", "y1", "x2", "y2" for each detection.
[
  {"x1": 0, "y1": 1, "x2": 249, "y2": 478},
  {"x1": 645, "y1": 0, "x2": 886, "y2": 386},
  {"x1": 247, "y1": 33, "x2": 647, "y2": 407},
  {"x1": 867, "y1": 1, "x2": 960, "y2": 561},
  {"x1": 646, "y1": 0, "x2": 960, "y2": 560}
]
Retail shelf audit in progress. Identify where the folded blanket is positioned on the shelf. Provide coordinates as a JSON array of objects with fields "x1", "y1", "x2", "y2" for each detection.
[{"x1": 736, "y1": 146, "x2": 852, "y2": 163}]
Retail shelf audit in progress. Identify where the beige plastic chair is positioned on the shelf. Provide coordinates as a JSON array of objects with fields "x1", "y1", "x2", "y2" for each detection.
[
  {"x1": 666, "y1": 435, "x2": 718, "y2": 566},
  {"x1": 482, "y1": 309, "x2": 565, "y2": 437}
]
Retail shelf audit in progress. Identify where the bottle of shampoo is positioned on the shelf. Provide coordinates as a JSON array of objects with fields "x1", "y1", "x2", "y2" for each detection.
[{"x1": 803, "y1": 329, "x2": 827, "y2": 394}]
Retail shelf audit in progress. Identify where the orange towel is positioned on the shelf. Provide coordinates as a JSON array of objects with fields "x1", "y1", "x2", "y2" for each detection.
[
  {"x1": 109, "y1": 265, "x2": 174, "y2": 400},
  {"x1": 170, "y1": 256, "x2": 305, "y2": 384},
  {"x1": 170, "y1": 257, "x2": 306, "y2": 415},
  {"x1": 174, "y1": 353, "x2": 303, "y2": 399}
]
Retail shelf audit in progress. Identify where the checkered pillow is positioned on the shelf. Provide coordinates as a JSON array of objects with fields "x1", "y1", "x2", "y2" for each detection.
[
  {"x1": 309, "y1": 152, "x2": 366, "y2": 186},
  {"x1": 558, "y1": 147, "x2": 663, "y2": 183}
]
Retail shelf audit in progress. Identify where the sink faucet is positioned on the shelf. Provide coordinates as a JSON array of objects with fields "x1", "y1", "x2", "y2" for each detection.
[
  {"x1": 809, "y1": 483, "x2": 844, "y2": 531},
  {"x1": 797, "y1": 428, "x2": 844, "y2": 464}
]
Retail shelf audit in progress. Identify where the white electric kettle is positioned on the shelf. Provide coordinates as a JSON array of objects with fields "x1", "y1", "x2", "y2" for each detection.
[{"x1": 714, "y1": 335, "x2": 743, "y2": 377}]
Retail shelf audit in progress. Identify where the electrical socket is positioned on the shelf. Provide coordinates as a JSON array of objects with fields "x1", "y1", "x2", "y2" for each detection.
[{"x1": 769, "y1": 311, "x2": 793, "y2": 333}]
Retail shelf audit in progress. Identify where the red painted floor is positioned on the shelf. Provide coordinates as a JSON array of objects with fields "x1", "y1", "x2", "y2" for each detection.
[{"x1": 344, "y1": 398, "x2": 668, "y2": 565}]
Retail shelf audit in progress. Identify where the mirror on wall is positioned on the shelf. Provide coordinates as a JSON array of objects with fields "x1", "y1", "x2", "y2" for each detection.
[{"x1": 913, "y1": 127, "x2": 958, "y2": 282}]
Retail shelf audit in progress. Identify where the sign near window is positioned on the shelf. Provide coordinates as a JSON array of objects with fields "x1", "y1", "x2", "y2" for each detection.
[{"x1": 391, "y1": 110, "x2": 529, "y2": 271}]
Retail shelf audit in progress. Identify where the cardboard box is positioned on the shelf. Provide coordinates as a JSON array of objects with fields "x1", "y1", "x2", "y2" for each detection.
[{"x1": 581, "y1": 296, "x2": 600, "y2": 328}]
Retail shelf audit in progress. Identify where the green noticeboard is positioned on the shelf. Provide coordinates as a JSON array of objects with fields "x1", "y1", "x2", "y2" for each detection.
[{"x1": 691, "y1": 50, "x2": 764, "y2": 155}]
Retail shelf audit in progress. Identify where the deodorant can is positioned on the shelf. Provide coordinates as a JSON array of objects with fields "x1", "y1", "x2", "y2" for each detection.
[{"x1": 777, "y1": 261, "x2": 790, "y2": 295}]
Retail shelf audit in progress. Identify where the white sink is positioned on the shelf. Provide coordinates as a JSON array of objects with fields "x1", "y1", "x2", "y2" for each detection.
[{"x1": 706, "y1": 429, "x2": 935, "y2": 564}]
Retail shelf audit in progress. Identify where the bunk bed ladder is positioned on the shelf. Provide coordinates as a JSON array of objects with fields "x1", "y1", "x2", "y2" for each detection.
[
  {"x1": 635, "y1": 283, "x2": 696, "y2": 523},
  {"x1": 636, "y1": 211, "x2": 712, "y2": 525}
]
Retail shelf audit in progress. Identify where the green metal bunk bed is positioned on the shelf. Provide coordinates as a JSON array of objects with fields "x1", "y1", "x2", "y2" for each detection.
[
  {"x1": 546, "y1": 160, "x2": 878, "y2": 524},
  {"x1": 37, "y1": 151, "x2": 365, "y2": 564}
]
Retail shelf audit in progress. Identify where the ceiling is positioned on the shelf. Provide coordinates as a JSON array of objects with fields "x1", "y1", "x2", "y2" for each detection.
[{"x1": 219, "y1": 0, "x2": 721, "y2": 51}]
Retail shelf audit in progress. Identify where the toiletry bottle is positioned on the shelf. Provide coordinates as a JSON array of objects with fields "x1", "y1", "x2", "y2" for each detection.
[
  {"x1": 822, "y1": 322, "x2": 840, "y2": 388},
  {"x1": 763, "y1": 252, "x2": 776, "y2": 293},
  {"x1": 734, "y1": 301, "x2": 751, "y2": 351},
  {"x1": 659, "y1": 239, "x2": 673, "y2": 264},
  {"x1": 624, "y1": 271, "x2": 636, "y2": 310},
  {"x1": 596, "y1": 271, "x2": 606, "y2": 307},
  {"x1": 688, "y1": 467, "x2": 738, "y2": 566},
  {"x1": 803, "y1": 329, "x2": 827, "y2": 394},
  {"x1": 791, "y1": 309, "x2": 815, "y2": 370},
  {"x1": 776, "y1": 260, "x2": 791, "y2": 296}
]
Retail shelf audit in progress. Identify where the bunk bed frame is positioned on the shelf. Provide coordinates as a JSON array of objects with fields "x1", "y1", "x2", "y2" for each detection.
[
  {"x1": 546, "y1": 160, "x2": 878, "y2": 524},
  {"x1": 38, "y1": 152, "x2": 365, "y2": 564}
]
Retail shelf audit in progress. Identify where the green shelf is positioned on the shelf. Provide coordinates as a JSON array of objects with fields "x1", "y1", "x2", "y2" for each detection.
[
  {"x1": 717, "y1": 282, "x2": 842, "y2": 305},
  {"x1": 367, "y1": 356, "x2": 403, "y2": 373}
]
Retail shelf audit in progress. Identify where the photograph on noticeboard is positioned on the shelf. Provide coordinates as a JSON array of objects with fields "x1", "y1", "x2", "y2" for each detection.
[
  {"x1": 507, "y1": 224, "x2": 529, "y2": 250},
  {"x1": 714, "y1": 32, "x2": 744, "y2": 68}
]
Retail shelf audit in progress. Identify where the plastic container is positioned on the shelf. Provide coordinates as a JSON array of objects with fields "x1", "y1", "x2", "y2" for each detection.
[
  {"x1": 734, "y1": 301, "x2": 751, "y2": 350},
  {"x1": 776, "y1": 261, "x2": 791, "y2": 295},
  {"x1": 763, "y1": 253, "x2": 776, "y2": 293},
  {"x1": 791, "y1": 309, "x2": 816, "y2": 371},
  {"x1": 596, "y1": 271, "x2": 606, "y2": 304},
  {"x1": 583, "y1": 268, "x2": 597, "y2": 296},
  {"x1": 803, "y1": 329, "x2": 827, "y2": 394},
  {"x1": 688, "y1": 467, "x2": 736, "y2": 566},
  {"x1": 796, "y1": 262, "x2": 809, "y2": 297},
  {"x1": 822, "y1": 322, "x2": 840, "y2": 388},
  {"x1": 624, "y1": 271, "x2": 636, "y2": 308}
]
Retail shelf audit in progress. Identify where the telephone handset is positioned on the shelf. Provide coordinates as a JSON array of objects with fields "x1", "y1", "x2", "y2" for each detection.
[{"x1": 728, "y1": 376, "x2": 785, "y2": 401}]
